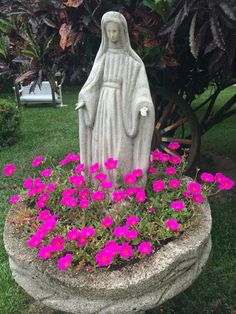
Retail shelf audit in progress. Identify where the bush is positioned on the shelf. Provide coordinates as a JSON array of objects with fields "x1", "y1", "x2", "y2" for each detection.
[{"x1": 0, "y1": 98, "x2": 21, "y2": 148}]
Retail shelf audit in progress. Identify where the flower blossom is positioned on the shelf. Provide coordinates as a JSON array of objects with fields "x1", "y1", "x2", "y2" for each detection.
[
  {"x1": 46, "y1": 182, "x2": 56, "y2": 192},
  {"x1": 125, "y1": 187, "x2": 137, "y2": 196},
  {"x1": 171, "y1": 200, "x2": 185, "y2": 211},
  {"x1": 62, "y1": 188, "x2": 77, "y2": 198},
  {"x1": 101, "y1": 181, "x2": 114, "y2": 189},
  {"x1": 60, "y1": 197, "x2": 77, "y2": 207},
  {"x1": 166, "y1": 219, "x2": 179, "y2": 231},
  {"x1": 169, "y1": 179, "x2": 180, "y2": 189},
  {"x1": 38, "y1": 209, "x2": 51, "y2": 221},
  {"x1": 125, "y1": 229, "x2": 138, "y2": 241},
  {"x1": 96, "y1": 249, "x2": 113, "y2": 267},
  {"x1": 58, "y1": 253, "x2": 72, "y2": 270},
  {"x1": 75, "y1": 163, "x2": 85, "y2": 173},
  {"x1": 95, "y1": 172, "x2": 107, "y2": 182},
  {"x1": 39, "y1": 246, "x2": 52, "y2": 259},
  {"x1": 27, "y1": 235, "x2": 42, "y2": 247},
  {"x1": 168, "y1": 142, "x2": 180, "y2": 150},
  {"x1": 138, "y1": 242, "x2": 152, "y2": 255},
  {"x1": 112, "y1": 190, "x2": 126, "y2": 202},
  {"x1": 79, "y1": 199, "x2": 90, "y2": 209},
  {"x1": 192, "y1": 194, "x2": 205, "y2": 203},
  {"x1": 77, "y1": 237, "x2": 89, "y2": 248},
  {"x1": 124, "y1": 173, "x2": 136, "y2": 185},
  {"x1": 22, "y1": 177, "x2": 33, "y2": 189},
  {"x1": 40, "y1": 169, "x2": 52, "y2": 177},
  {"x1": 9, "y1": 195, "x2": 19, "y2": 204},
  {"x1": 89, "y1": 163, "x2": 99, "y2": 174},
  {"x1": 101, "y1": 216, "x2": 114, "y2": 228},
  {"x1": 214, "y1": 172, "x2": 225, "y2": 183},
  {"x1": 132, "y1": 168, "x2": 143, "y2": 177},
  {"x1": 219, "y1": 178, "x2": 234, "y2": 190},
  {"x1": 169, "y1": 155, "x2": 181, "y2": 165},
  {"x1": 32, "y1": 156, "x2": 43, "y2": 167},
  {"x1": 187, "y1": 182, "x2": 201, "y2": 194},
  {"x1": 148, "y1": 167, "x2": 157, "y2": 174},
  {"x1": 114, "y1": 225, "x2": 128, "y2": 238},
  {"x1": 3, "y1": 164, "x2": 16, "y2": 176},
  {"x1": 68, "y1": 174, "x2": 85, "y2": 188},
  {"x1": 104, "y1": 157, "x2": 118, "y2": 170},
  {"x1": 200, "y1": 172, "x2": 214, "y2": 183},
  {"x1": 91, "y1": 190, "x2": 104, "y2": 201},
  {"x1": 126, "y1": 215, "x2": 140, "y2": 227},
  {"x1": 153, "y1": 180, "x2": 165, "y2": 192},
  {"x1": 165, "y1": 167, "x2": 177, "y2": 175},
  {"x1": 50, "y1": 236, "x2": 65, "y2": 252},
  {"x1": 79, "y1": 188, "x2": 90, "y2": 200},
  {"x1": 66, "y1": 228, "x2": 80, "y2": 240},
  {"x1": 135, "y1": 190, "x2": 146, "y2": 203},
  {"x1": 81, "y1": 227, "x2": 96, "y2": 237},
  {"x1": 118, "y1": 242, "x2": 133, "y2": 259}
]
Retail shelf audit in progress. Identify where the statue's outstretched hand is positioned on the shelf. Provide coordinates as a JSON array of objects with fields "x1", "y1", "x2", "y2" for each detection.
[
  {"x1": 140, "y1": 107, "x2": 148, "y2": 117},
  {"x1": 75, "y1": 100, "x2": 85, "y2": 110}
]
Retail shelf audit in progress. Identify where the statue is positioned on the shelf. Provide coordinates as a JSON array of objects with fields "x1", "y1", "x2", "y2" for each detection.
[{"x1": 76, "y1": 11, "x2": 155, "y2": 186}]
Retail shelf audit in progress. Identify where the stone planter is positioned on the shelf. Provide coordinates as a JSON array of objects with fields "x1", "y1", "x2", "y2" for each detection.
[{"x1": 4, "y1": 200, "x2": 212, "y2": 314}]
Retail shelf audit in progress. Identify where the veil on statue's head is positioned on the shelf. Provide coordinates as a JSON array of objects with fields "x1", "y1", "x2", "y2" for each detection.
[{"x1": 95, "y1": 11, "x2": 142, "y2": 64}]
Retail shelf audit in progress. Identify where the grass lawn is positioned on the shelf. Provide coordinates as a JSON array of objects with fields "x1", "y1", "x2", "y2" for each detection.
[{"x1": 0, "y1": 86, "x2": 235, "y2": 314}]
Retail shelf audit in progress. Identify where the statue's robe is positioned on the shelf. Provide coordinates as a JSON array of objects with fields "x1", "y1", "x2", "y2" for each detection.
[{"x1": 78, "y1": 48, "x2": 155, "y2": 182}]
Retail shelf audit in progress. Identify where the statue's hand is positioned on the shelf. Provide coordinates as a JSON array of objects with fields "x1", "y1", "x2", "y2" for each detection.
[
  {"x1": 140, "y1": 106, "x2": 148, "y2": 117},
  {"x1": 75, "y1": 100, "x2": 85, "y2": 110}
]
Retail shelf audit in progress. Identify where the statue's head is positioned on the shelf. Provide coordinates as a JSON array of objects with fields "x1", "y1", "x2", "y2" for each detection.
[{"x1": 106, "y1": 21, "x2": 120, "y2": 44}]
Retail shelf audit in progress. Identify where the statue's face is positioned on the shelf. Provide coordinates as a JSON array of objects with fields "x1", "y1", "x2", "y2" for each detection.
[{"x1": 106, "y1": 22, "x2": 120, "y2": 43}]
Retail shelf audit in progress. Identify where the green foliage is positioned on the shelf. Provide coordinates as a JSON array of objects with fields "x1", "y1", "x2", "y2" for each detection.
[{"x1": 0, "y1": 98, "x2": 21, "y2": 148}]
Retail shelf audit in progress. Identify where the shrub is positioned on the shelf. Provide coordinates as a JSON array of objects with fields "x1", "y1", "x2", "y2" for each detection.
[{"x1": 0, "y1": 98, "x2": 21, "y2": 148}]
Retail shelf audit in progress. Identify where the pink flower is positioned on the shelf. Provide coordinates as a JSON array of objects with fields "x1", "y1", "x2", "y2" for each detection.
[
  {"x1": 58, "y1": 253, "x2": 72, "y2": 271},
  {"x1": 135, "y1": 191, "x2": 146, "y2": 202},
  {"x1": 3, "y1": 164, "x2": 16, "y2": 176},
  {"x1": 9, "y1": 195, "x2": 19, "y2": 204},
  {"x1": 183, "y1": 191, "x2": 191, "y2": 199},
  {"x1": 152, "y1": 150, "x2": 162, "y2": 161},
  {"x1": 77, "y1": 237, "x2": 89, "y2": 247},
  {"x1": 42, "y1": 218, "x2": 57, "y2": 232},
  {"x1": 91, "y1": 190, "x2": 104, "y2": 201},
  {"x1": 149, "y1": 207, "x2": 155, "y2": 213},
  {"x1": 36, "y1": 192, "x2": 50, "y2": 209},
  {"x1": 81, "y1": 227, "x2": 96, "y2": 237},
  {"x1": 32, "y1": 156, "x2": 43, "y2": 167},
  {"x1": 50, "y1": 236, "x2": 65, "y2": 252},
  {"x1": 124, "y1": 173, "x2": 136, "y2": 185},
  {"x1": 46, "y1": 182, "x2": 56, "y2": 191},
  {"x1": 214, "y1": 172, "x2": 225, "y2": 183},
  {"x1": 132, "y1": 168, "x2": 143, "y2": 177},
  {"x1": 89, "y1": 162, "x2": 99, "y2": 174},
  {"x1": 59, "y1": 153, "x2": 80, "y2": 166},
  {"x1": 38, "y1": 209, "x2": 51, "y2": 221},
  {"x1": 104, "y1": 157, "x2": 118, "y2": 170},
  {"x1": 68, "y1": 174, "x2": 85, "y2": 188},
  {"x1": 60, "y1": 197, "x2": 77, "y2": 207},
  {"x1": 75, "y1": 163, "x2": 85, "y2": 173},
  {"x1": 169, "y1": 179, "x2": 180, "y2": 189},
  {"x1": 165, "y1": 167, "x2": 177, "y2": 175},
  {"x1": 114, "y1": 225, "x2": 129, "y2": 238},
  {"x1": 79, "y1": 188, "x2": 90, "y2": 200},
  {"x1": 119, "y1": 242, "x2": 133, "y2": 259},
  {"x1": 105, "y1": 241, "x2": 120, "y2": 256},
  {"x1": 96, "y1": 249, "x2": 113, "y2": 267},
  {"x1": 187, "y1": 182, "x2": 201, "y2": 194},
  {"x1": 192, "y1": 193, "x2": 205, "y2": 203},
  {"x1": 101, "y1": 216, "x2": 114, "y2": 228},
  {"x1": 40, "y1": 169, "x2": 52, "y2": 177},
  {"x1": 125, "y1": 187, "x2": 137, "y2": 196},
  {"x1": 148, "y1": 167, "x2": 157, "y2": 174},
  {"x1": 79, "y1": 199, "x2": 90, "y2": 209},
  {"x1": 126, "y1": 215, "x2": 140, "y2": 227},
  {"x1": 95, "y1": 172, "x2": 107, "y2": 182},
  {"x1": 66, "y1": 228, "x2": 80, "y2": 240},
  {"x1": 166, "y1": 219, "x2": 179, "y2": 231},
  {"x1": 62, "y1": 188, "x2": 77, "y2": 198},
  {"x1": 138, "y1": 242, "x2": 152, "y2": 255},
  {"x1": 159, "y1": 153, "x2": 170, "y2": 163},
  {"x1": 39, "y1": 246, "x2": 52, "y2": 259},
  {"x1": 112, "y1": 190, "x2": 126, "y2": 202},
  {"x1": 219, "y1": 178, "x2": 234, "y2": 190},
  {"x1": 200, "y1": 172, "x2": 214, "y2": 183},
  {"x1": 101, "y1": 181, "x2": 114, "y2": 189},
  {"x1": 153, "y1": 180, "x2": 165, "y2": 192},
  {"x1": 171, "y1": 200, "x2": 185, "y2": 211},
  {"x1": 125, "y1": 229, "x2": 138, "y2": 240},
  {"x1": 168, "y1": 142, "x2": 180, "y2": 150},
  {"x1": 22, "y1": 177, "x2": 33, "y2": 188},
  {"x1": 169, "y1": 155, "x2": 182, "y2": 165},
  {"x1": 27, "y1": 235, "x2": 42, "y2": 247}
]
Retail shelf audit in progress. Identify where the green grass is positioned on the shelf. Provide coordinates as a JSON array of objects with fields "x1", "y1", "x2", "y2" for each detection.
[{"x1": 0, "y1": 86, "x2": 236, "y2": 313}]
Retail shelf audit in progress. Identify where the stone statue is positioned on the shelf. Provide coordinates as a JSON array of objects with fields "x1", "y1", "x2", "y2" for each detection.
[{"x1": 76, "y1": 11, "x2": 155, "y2": 186}]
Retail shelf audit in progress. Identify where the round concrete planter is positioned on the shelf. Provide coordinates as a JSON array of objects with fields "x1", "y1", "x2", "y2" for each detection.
[{"x1": 4, "y1": 200, "x2": 212, "y2": 314}]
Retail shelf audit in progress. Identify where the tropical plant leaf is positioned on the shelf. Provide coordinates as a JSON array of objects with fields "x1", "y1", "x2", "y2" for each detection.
[
  {"x1": 0, "y1": 18, "x2": 12, "y2": 32},
  {"x1": 42, "y1": 17, "x2": 57, "y2": 28},
  {"x1": 0, "y1": 35, "x2": 9, "y2": 59},
  {"x1": 59, "y1": 23, "x2": 72, "y2": 50},
  {"x1": 209, "y1": 15, "x2": 225, "y2": 50},
  {"x1": 170, "y1": 6, "x2": 184, "y2": 46},
  {"x1": 219, "y1": 2, "x2": 236, "y2": 21},
  {"x1": 15, "y1": 70, "x2": 37, "y2": 83},
  {"x1": 63, "y1": 0, "x2": 84, "y2": 8},
  {"x1": 20, "y1": 49, "x2": 38, "y2": 59},
  {"x1": 189, "y1": 12, "x2": 197, "y2": 59}
]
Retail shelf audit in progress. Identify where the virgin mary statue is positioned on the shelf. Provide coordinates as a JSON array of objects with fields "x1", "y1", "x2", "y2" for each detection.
[{"x1": 76, "y1": 11, "x2": 155, "y2": 185}]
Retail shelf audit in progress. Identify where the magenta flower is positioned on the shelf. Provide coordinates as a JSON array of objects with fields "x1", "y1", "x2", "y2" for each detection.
[
  {"x1": 96, "y1": 249, "x2": 113, "y2": 267},
  {"x1": 132, "y1": 168, "x2": 143, "y2": 177},
  {"x1": 166, "y1": 219, "x2": 179, "y2": 231},
  {"x1": 36, "y1": 192, "x2": 50, "y2": 209},
  {"x1": 126, "y1": 215, "x2": 140, "y2": 227},
  {"x1": 125, "y1": 187, "x2": 137, "y2": 196},
  {"x1": 125, "y1": 229, "x2": 138, "y2": 240},
  {"x1": 46, "y1": 182, "x2": 56, "y2": 191},
  {"x1": 68, "y1": 174, "x2": 85, "y2": 188},
  {"x1": 81, "y1": 227, "x2": 96, "y2": 237},
  {"x1": 39, "y1": 246, "x2": 52, "y2": 259},
  {"x1": 138, "y1": 242, "x2": 152, "y2": 255},
  {"x1": 105, "y1": 241, "x2": 120, "y2": 255},
  {"x1": 169, "y1": 155, "x2": 182, "y2": 165},
  {"x1": 91, "y1": 190, "x2": 104, "y2": 201},
  {"x1": 27, "y1": 235, "x2": 42, "y2": 247},
  {"x1": 78, "y1": 188, "x2": 90, "y2": 200},
  {"x1": 192, "y1": 193, "x2": 205, "y2": 203},
  {"x1": 32, "y1": 156, "x2": 43, "y2": 167},
  {"x1": 77, "y1": 237, "x2": 89, "y2": 248},
  {"x1": 219, "y1": 178, "x2": 234, "y2": 190},
  {"x1": 171, "y1": 200, "x2": 185, "y2": 211},
  {"x1": 152, "y1": 150, "x2": 162, "y2": 161},
  {"x1": 66, "y1": 228, "x2": 80, "y2": 240},
  {"x1": 9, "y1": 195, "x2": 19, "y2": 204},
  {"x1": 124, "y1": 173, "x2": 136, "y2": 185},
  {"x1": 112, "y1": 190, "x2": 126, "y2": 202},
  {"x1": 94, "y1": 172, "x2": 107, "y2": 182},
  {"x1": 101, "y1": 181, "x2": 114, "y2": 189},
  {"x1": 214, "y1": 172, "x2": 225, "y2": 183},
  {"x1": 50, "y1": 236, "x2": 65, "y2": 252},
  {"x1": 104, "y1": 157, "x2": 118, "y2": 170},
  {"x1": 60, "y1": 197, "x2": 77, "y2": 207},
  {"x1": 101, "y1": 216, "x2": 114, "y2": 228},
  {"x1": 165, "y1": 167, "x2": 177, "y2": 175},
  {"x1": 79, "y1": 199, "x2": 90, "y2": 209},
  {"x1": 62, "y1": 188, "x2": 77, "y2": 198},
  {"x1": 3, "y1": 164, "x2": 16, "y2": 176},
  {"x1": 149, "y1": 207, "x2": 155, "y2": 213},
  {"x1": 75, "y1": 163, "x2": 85, "y2": 173},
  {"x1": 153, "y1": 180, "x2": 165, "y2": 192},
  {"x1": 58, "y1": 253, "x2": 72, "y2": 271},
  {"x1": 89, "y1": 162, "x2": 99, "y2": 174},
  {"x1": 136, "y1": 191, "x2": 146, "y2": 203},
  {"x1": 114, "y1": 225, "x2": 129, "y2": 238},
  {"x1": 159, "y1": 153, "x2": 170, "y2": 163},
  {"x1": 40, "y1": 169, "x2": 52, "y2": 177},
  {"x1": 42, "y1": 218, "x2": 57, "y2": 232},
  {"x1": 169, "y1": 179, "x2": 180, "y2": 189},
  {"x1": 183, "y1": 191, "x2": 191, "y2": 199},
  {"x1": 38, "y1": 209, "x2": 51, "y2": 221},
  {"x1": 148, "y1": 167, "x2": 157, "y2": 174},
  {"x1": 22, "y1": 177, "x2": 33, "y2": 189},
  {"x1": 200, "y1": 172, "x2": 214, "y2": 183},
  {"x1": 119, "y1": 242, "x2": 133, "y2": 259},
  {"x1": 187, "y1": 182, "x2": 202, "y2": 194},
  {"x1": 168, "y1": 142, "x2": 180, "y2": 150}
]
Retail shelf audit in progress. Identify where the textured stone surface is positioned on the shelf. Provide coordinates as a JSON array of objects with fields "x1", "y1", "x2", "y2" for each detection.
[{"x1": 4, "y1": 200, "x2": 211, "y2": 314}]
